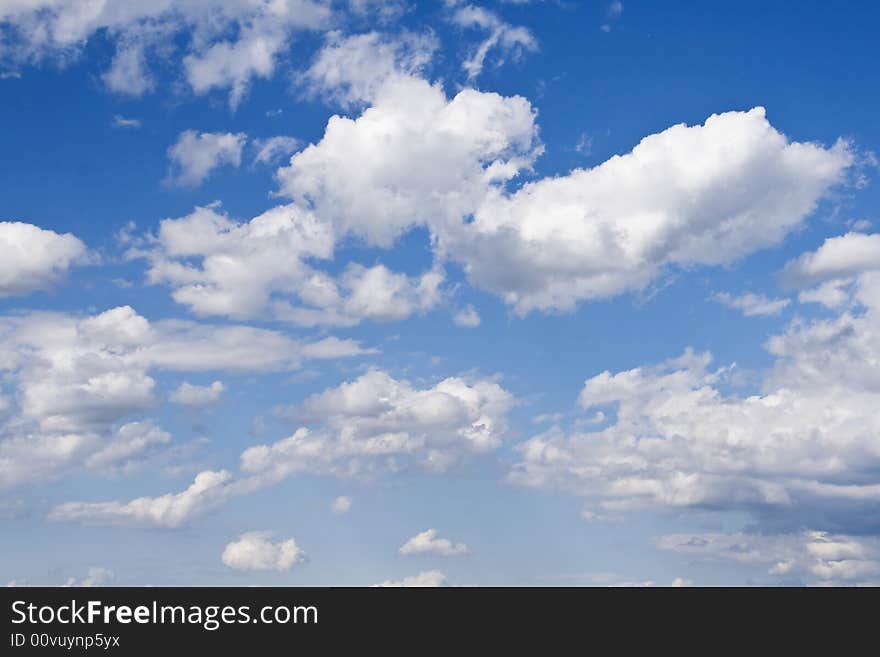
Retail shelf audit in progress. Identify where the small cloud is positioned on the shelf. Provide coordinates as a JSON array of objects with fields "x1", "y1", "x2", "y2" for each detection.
[
  {"x1": 711, "y1": 291, "x2": 791, "y2": 317},
  {"x1": 798, "y1": 279, "x2": 853, "y2": 309},
  {"x1": 165, "y1": 130, "x2": 247, "y2": 187},
  {"x1": 585, "y1": 410, "x2": 605, "y2": 424},
  {"x1": 250, "y1": 415, "x2": 267, "y2": 437},
  {"x1": 331, "y1": 496, "x2": 352, "y2": 515},
  {"x1": 253, "y1": 136, "x2": 301, "y2": 166},
  {"x1": 63, "y1": 567, "x2": 114, "y2": 587},
  {"x1": 601, "y1": 0, "x2": 624, "y2": 32},
  {"x1": 848, "y1": 218, "x2": 873, "y2": 231},
  {"x1": 374, "y1": 570, "x2": 448, "y2": 587},
  {"x1": 581, "y1": 508, "x2": 619, "y2": 523},
  {"x1": 222, "y1": 531, "x2": 305, "y2": 571},
  {"x1": 532, "y1": 412, "x2": 564, "y2": 425},
  {"x1": 112, "y1": 115, "x2": 142, "y2": 129},
  {"x1": 399, "y1": 529, "x2": 469, "y2": 557},
  {"x1": 453, "y1": 304, "x2": 481, "y2": 328},
  {"x1": 575, "y1": 132, "x2": 593, "y2": 155},
  {"x1": 170, "y1": 381, "x2": 225, "y2": 407},
  {"x1": 103, "y1": 41, "x2": 154, "y2": 96}
]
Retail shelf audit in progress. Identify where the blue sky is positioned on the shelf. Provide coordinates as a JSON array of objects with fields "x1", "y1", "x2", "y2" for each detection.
[{"x1": 1, "y1": 0, "x2": 880, "y2": 587}]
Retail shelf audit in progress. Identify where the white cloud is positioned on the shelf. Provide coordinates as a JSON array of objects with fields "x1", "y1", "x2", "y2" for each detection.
[
  {"x1": 165, "y1": 131, "x2": 247, "y2": 187},
  {"x1": 277, "y1": 72, "x2": 540, "y2": 248},
  {"x1": 399, "y1": 528, "x2": 469, "y2": 556},
  {"x1": 182, "y1": 2, "x2": 330, "y2": 108},
  {"x1": 0, "y1": 306, "x2": 371, "y2": 489},
  {"x1": 102, "y1": 35, "x2": 155, "y2": 96},
  {"x1": 781, "y1": 233, "x2": 880, "y2": 309},
  {"x1": 374, "y1": 570, "x2": 448, "y2": 587},
  {"x1": 63, "y1": 567, "x2": 115, "y2": 587},
  {"x1": 112, "y1": 115, "x2": 142, "y2": 129},
  {"x1": 568, "y1": 572, "x2": 658, "y2": 587},
  {"x1": 282, "y1": 70, "x2": 851, "y2": 316},
  {"x1": 0, "y1": 222, "x2": 87, "y2": 298},
  {"x1": 84, "y1": 421, "x2": 172, "y2": 475},
  {"x1": 138, "y1": 203, "x2": 444, "y2": 326},
  {"x1": 140, "y1": 203, "x2": 333, "y2": 318},
  {"x1": 331, "y1": 496, "x2": 352, "y2": 514},
  {"x1": 453, "y1": 304, "x2": 481, "y2": 328},
  {"x1": 446, "y1": 108, "x2": 852, "y2": 314},
  {"x1": 575, "y1": 132, "x2": 593, "y2": 155},
  {"x1": 50, "y1": 470, "x2": 249, "y2": 529},
  {"x1": 784, "y1": 232, "x2": 880, "y2": 288},
  {"x1": 798, "y1": 279, "x2": 854, "y2": 308},
  {"x1": 273, "y1": 264, "x2": 445, "y2": 327},
  {"x1": 262, "y1": 369, "x2": 514, "y2": 475},
  {"x1": 711, "y1": 292, "x2": 791, "y2": 316},
  {"x1": 265, "y1": 52, "x2": 849, "y2": 323},
  {"x1": 253, "y1": 136, "x2": 301, "y2": 166},
  {"x1": 510, "y1": 267, "x2": 880, "y2": 526},
  {"x1": 658, "y1": 531, "x2": 880, "y2": 586},
  {"x1": 0, "y1": 0, "x2": 331, "y2": 106},
  {"x1": 184, "y1": 33, "x2": 284, "y2": 110},
  {"x1": 299, "y1": 31, "x2": 439, "y2": 107},
  {"x1": 581, "y1": 509, "x2": 616, "y2": 523},
  {"x1": 601, "y1": 0, "x2": 624, "y2": 32},
  {"x1": 448, "y1": 4, "x2": 538, "y2": 80},
  {"x1": 222, "y1": 531, "x2": 305, "y2": 571},
  {"x1": 1, "y1": 422, "x2": 173, "y2": 491},
  {"x1": 170, "y1": 381, "x2": 225, "y2": 407},
  {"x1": 52, "y1": 370, "x2": 513, "y2": 528}
]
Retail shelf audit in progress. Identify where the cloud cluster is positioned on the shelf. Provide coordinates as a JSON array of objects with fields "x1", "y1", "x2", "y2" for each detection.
[
  {"x1": 453, "y1": 305, "x2": 481, "y2": 328},
  {"x1": 63, "y1": 567, "x2": 115, "y2": 588},
  {"x1": 138, "y1": 203, "x2": 443, "y2": 325},
  {"x1": 510, "y1": 267, "x2": 880, "y2": 530},
  {"x1": 0, "y1": 222, "x2": 87, "y2": 298},
  {"x1": 50, "y1": 470, "x2": 247, "y2": 528},
  {"x1": 783, "y1": 232, "x2": 880, "y2": 308},
  {"x1": 0, "y1": 0, "x2": 331, "y2": 106},
  {"x1": 446, "y1": 108, "x2": 852, "y2": 314},
  {"x1": 222, "y1": 531, "x2": 305, "y2": 571},
  {"x1": 0, "y1": 305, "x2": 370, "y2": 489},
  {"x1": 135, "y1": 38, "x2": 851, "y2": 326},
  {"x1": 51, "y1": 370, "x2": 513, "y2": 528},
  {"x1": 280, "y1": 42, "x2": 853, "y2": 316},
  {"x1": 658, "y1": 531, "x2": 880, "y2": 586},
  {"x1": 252, "y1": 136, "x2": 301, "y2": 166}
]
